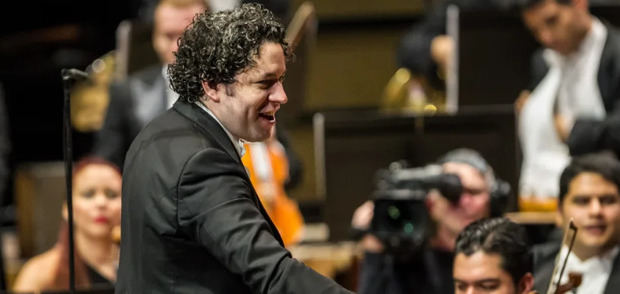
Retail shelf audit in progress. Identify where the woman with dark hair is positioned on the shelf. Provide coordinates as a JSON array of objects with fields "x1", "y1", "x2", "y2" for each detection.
[{"x1": 13, "y1": 157, "x2": 122, "y2": 291}]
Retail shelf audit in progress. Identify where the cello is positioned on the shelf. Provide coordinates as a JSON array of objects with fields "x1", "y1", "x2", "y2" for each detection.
[{"x1": 242, "y1": 136, "x2": 304, "y2": 246}]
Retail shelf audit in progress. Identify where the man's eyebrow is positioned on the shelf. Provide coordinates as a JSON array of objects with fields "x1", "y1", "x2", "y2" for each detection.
[
  {"x1": 453, "y1": 278, "x2": 500, "y2": 283},
  {"x1": 475, "y1": 278, "x2": 501, "y2": 284},
  {"x1": 571, "y1": 194, "x2": 591, "y2": 199},
  {"x1": 257, "y1": 71, "x2": 286, "y2": 80}
]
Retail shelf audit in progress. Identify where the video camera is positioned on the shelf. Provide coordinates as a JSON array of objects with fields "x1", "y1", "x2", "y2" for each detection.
[{"x1": 370, "y1": 161, "x2": 463, "y2": 255}]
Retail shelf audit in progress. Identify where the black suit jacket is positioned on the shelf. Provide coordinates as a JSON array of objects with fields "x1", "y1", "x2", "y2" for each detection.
[
  {"x1": 94, "y1": 65, "x2": 167, "y2": 169},
  {"x1": 529, "y1": 23, "x2": 620, "y2": 157},
  {"x1": 533, "y1": 242, "x2": 620, "y2": 294},
  {"x1": 115, "y1": 101, "x2": 351, "y2": 294}
]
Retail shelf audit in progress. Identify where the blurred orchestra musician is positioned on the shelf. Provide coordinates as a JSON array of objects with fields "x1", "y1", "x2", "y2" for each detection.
[
  {"x1": 532, "y1": 153, "x2": 620, "y2": 294},
  {"x1": 93, "y1": 0, "x2": 207, "y2": 169},
  {"x1": 516, "y1": 0, "x2": 620, "y2": 209},
  {"x1": 395, "y1": 0, "x2": 510, "y2": 106},
  {"x1": 12, "y1": 158, "x2": 122, "y2": 292}
]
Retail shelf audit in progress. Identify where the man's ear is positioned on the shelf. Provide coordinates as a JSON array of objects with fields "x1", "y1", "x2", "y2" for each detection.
[
  {"x1": 518, "y1": 272, "x2": 534, "y2": 294},
  {"x1": 201, "y1": 81, "x2": 220, "y2": 102}
]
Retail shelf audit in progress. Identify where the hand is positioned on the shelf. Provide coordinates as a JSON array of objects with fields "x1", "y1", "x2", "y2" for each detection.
[
  {"x1": 430, "y1": 35, "x2": 454, "y2": 78},
  {"x1": 351, "y1": 201, "x2": 385, "y2": 253},
  {"x1": 554, "y1": 114, "x2": 570, "y2": 142},
  {"x1": 351, "y1": 200, "x2": 374, "y2": 231}
]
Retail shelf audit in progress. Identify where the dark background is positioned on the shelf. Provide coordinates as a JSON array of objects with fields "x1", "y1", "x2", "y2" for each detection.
[
  {"x1": 0, "y1": 1, "x2": 143, "y2": 160},
  {"x1": 0, "y1": 1, "x2": 144, "y2": 209}
]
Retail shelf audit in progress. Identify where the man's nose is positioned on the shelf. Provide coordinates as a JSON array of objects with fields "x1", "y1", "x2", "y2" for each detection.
[
  {"x1": 589, "y1": 199, "x2": 602, "y2": 215},
  {"x1": 270, "y1": 82, "x2": 288, "y2": 104}
]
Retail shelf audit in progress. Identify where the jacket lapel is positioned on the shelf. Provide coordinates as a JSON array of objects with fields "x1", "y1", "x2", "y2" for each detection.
[
  {"x1": 173, "y1": 101, "x2": 242, "y2": 164},
  {"x1": 604, "y1": 251, "x2": 620, "y2": 294}
]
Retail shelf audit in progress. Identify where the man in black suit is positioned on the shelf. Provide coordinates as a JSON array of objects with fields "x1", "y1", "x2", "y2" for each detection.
[
  {"x1": 115, "y1": 4, "x2": 352, "y2": 293},
  {"x1": 532, "y1": 153, "x2": 620, "y2": 294},
  {"x1": 94, "y1": 0, "x2": 206, "y2": 169}
]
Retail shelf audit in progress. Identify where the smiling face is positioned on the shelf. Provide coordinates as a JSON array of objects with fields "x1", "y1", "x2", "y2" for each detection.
[
  {"x1": 521, "y1": 0, "x2": 590, "y2": 56},
  {"x1": 204, "y1": 42, "x2": 287, "y2": 142},
  {"x1": 454, "y1": 252, "x2": 520, "y2": 294},
  {"x1": 71, "y1": 164, "x2": 122, "y2": 240},
  {"x1": 559, "y1": 172, "x2": 620, "y2": 259}
]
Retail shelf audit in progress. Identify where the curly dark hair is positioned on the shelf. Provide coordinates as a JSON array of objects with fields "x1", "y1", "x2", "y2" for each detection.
[{"x1": 169, "y1": 3, "x2": 288, "y2": 103}]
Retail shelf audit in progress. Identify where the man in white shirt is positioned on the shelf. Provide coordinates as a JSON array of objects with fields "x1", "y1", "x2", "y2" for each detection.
[
  {"x1": 516, "y1": 0, "x2": 620, "y2": 201},
  {"x1": 532, "y1": 152, "x2": 620, "y2": 294}
]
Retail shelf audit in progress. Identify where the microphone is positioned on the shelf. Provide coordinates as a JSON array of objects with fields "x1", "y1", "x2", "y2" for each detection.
[{"x1": 61, "y1": 68, "x2": 89, "y2": 81}]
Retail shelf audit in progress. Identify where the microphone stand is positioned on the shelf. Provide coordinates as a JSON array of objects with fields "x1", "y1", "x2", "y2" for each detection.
[{"x1": 60, "y1": 68, "x2": 88, "y2": 294}]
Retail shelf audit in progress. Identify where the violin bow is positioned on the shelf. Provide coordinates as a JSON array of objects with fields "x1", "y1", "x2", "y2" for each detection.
[{"x1": 547, "y1": 218, "x2": 578, "y2": 294}]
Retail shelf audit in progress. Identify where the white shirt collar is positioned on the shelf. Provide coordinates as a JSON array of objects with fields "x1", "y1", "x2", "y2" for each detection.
[
  {"x1": 194, "y1": 101, "x2": 245, "y2": 158},
  {"x1": 550, "y1": 245, "x2": 619, "y2": 294}
]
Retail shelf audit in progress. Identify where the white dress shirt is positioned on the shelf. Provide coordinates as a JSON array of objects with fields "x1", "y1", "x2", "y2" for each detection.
[{"x1": 548, "y1": 245, "x2": 619, "y2": 294}]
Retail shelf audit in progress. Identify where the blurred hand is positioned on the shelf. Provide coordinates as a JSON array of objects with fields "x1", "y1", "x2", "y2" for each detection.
[
  {"x1": 554, "y1": 114, "x2": 570, "y2": 142},
  {"x1": 351, "y1": 200, "x2": 374, "y2": 230},
  {"x1": 430, "y1": 35, "x2": 454, "y2": 77},
  {"x1": 351, "y1": 201, "x2": 385, "y2": 253}
]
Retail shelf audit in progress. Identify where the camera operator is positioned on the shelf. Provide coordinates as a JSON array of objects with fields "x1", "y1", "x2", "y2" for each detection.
[{"x1": 351, "y1": 148, "x2": 501, "y2": 294}]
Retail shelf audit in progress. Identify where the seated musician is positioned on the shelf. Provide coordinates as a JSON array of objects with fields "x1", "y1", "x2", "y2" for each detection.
[
  {"x1": 453, "y1": 217, "x2": 534, "y2": 294},
  {"x1": 12, "y1": 157, "x2": 121, "y2": 292},
  {"x1": 533, "y1": 152, "x2": 620, "y2": 293},
  {"x1": 352, "y1": 148, "x2": 504, "y2": 294}
]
